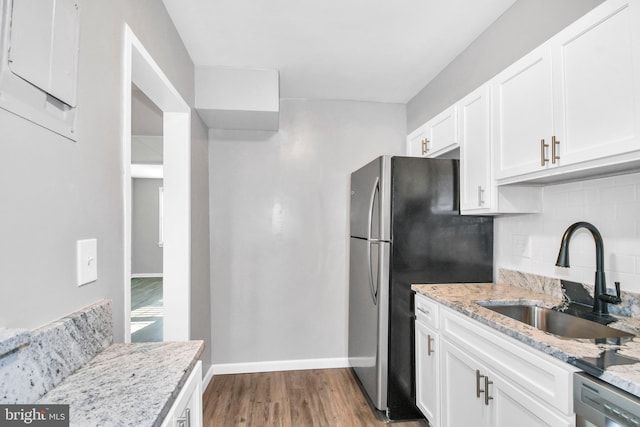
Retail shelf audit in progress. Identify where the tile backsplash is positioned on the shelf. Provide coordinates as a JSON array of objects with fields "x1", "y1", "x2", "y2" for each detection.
[{"x1": 495, "y1": 172, "x2": 640, "y2": 294}]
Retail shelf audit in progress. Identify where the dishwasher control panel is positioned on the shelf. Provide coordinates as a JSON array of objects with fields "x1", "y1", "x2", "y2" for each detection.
[{"x1": 574, "y1": 372, "x2": 640, "y2": 427}]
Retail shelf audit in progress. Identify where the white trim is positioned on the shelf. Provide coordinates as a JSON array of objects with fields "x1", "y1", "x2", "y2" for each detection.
[
  {"x1": 122, "y1": 25, "x2": 191, "y2": 343},
  {"x1": 131, "y1": 164, "x2": 163, "y2": 179},
  {"x1": 203, "y1": 365, "x2": 215, "y2": 393},
  {"x1": 131, "y1": 273, "x2": 164, "y2": 278},
  {"x1": 211, "y1": 358, "x2": 349, "y2": 375}
]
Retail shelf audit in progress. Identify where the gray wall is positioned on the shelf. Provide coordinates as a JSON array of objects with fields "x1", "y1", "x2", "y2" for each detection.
[
  {"x1": 132, "y1": 178, "x2": 163, "y2": 275},
  {"x1": 209, "y1": 99, "x2": 405, "y2": 366},
  {"x1": 407, "y1": 0, "x2": 604, "y2": 132},
  {"x1": 0, "y1": 1, "x2": 211, "y2": 369},
  {"x1": 190, "y1": 111, "x2": 212, "y2": 371}
]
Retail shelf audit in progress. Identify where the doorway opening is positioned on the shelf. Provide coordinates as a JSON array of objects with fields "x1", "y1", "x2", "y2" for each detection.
[
  {"x1": 130, "y1": 86, "x2": 164, "y2": 342},
  {"x1": 122, "y1": 25, "x2": 191, "y2": 343}
]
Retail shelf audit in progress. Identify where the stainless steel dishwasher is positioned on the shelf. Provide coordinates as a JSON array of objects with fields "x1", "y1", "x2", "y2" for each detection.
[{"x1": 575, "y1": 372, "x2": 640, "y2": 426}]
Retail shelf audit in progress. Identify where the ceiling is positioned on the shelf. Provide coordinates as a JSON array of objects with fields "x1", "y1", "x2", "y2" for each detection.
[{"x1": 162, "y1": 0, "x2": 518, "y2": 104}]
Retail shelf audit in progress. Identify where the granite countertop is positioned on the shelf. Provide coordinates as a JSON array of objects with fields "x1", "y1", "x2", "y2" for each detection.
[
  {"x1": 37, "y1": 341, "x2": 204, "y2": 427},
  {"x1": 412, "y1": 283, "x2": 640, "y2": 397},
  {"x1": 0, "y1": 327, "x2": 30, "y2": 358}
]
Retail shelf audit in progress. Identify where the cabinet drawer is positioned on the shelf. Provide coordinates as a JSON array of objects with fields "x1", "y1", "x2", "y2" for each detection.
[
  {"x1": 441, "y1": 306, "x2": 577, "y2": 416},
  {"x1": 415, "y1": 293, "x2": 439, "y2": 329}
]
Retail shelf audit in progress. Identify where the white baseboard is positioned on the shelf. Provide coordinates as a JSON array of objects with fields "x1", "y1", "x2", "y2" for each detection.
[
  {"x1": 211, "y1": 357, "x2": 349, "y2": 375},
  {"x1": 131, "y1": 273, "x2": 163, "y2": 278},
  {"x1": 203, "y1": 364, "x2": 215, "y2": 393}
]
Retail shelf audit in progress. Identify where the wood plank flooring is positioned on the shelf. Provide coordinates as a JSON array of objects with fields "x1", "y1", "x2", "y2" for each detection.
[{"x1": 203, "y1": 368, "x2": 427, "y2": 427}]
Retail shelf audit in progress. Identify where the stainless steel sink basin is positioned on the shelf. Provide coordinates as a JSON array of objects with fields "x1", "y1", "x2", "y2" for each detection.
[{"x1": 482, "y1": 304, "x2": 633, "y2": 339}]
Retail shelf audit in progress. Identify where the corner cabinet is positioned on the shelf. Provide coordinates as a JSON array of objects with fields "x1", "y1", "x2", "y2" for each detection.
[
  {"x1": 161, "y1": 361, "x2": 203, "y2": 427},
  {"x1": 414, "y1": 294, "x2": 578, "y2": 427}
]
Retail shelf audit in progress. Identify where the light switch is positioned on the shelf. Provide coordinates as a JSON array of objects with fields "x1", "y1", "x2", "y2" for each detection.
[{"x1": 77, "y1": 239, "x2": 97, "y2": 286}]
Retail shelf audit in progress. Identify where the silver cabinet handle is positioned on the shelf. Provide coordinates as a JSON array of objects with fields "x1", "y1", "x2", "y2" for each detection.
[
  {"x1": 552, "y1": 135, "x2": 560, "y2": 164},
  {"x1": 177, "y1": 408, "x2": 191, "y2": 427},
  {"x1": 476, "y1": 369, "x2": 483, "y2": 398},
  {"x1": 427, "y1": 334, "x2": 434, "y2": 356},
  {"x1": 416, "y1": 306, "x2": 430, "y2": 316},
  {"x1": 421, "y1": 138, "x2": 431, "y2": 155},
  {"x1": 484, "y1": 376, "x2": 493, "y2": 405},
  {"x1": 540, "y1": 139, "x2": 549, "y2": 166},
  {"x1": 477, "y1": 185, "x2": 485, "y2": 206},
  {"x1": 476, "y1": 370, "x2": 493, "y2": 405}
]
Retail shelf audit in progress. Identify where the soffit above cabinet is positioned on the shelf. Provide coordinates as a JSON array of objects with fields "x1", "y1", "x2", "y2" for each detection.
[{"x1": 195, "y1": 67, "x2": 279, "y2": 131}]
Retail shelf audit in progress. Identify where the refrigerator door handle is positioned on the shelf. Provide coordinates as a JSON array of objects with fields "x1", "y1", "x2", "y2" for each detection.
[
  {"x1": 367, "y1": 241, "x2": 378, "y2": 305},
  {"x1": 368, "y1": 177, "x2": 379, "y2": 240}
]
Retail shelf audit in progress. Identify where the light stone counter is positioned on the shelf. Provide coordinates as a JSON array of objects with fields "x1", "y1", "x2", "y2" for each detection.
[
  {"x1": 37, "y1": 341, "x2": 204, "y2": 427},
  {"x1": 1, "y1": 300, "x2": 204, "y2": 427},
  {"x1": 412, "y1": 283, "x2": 640, "y2": 397}
]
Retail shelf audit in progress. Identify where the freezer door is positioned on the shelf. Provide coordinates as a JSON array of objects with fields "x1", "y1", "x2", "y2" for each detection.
[
  {"x1": 348, "y1": 237, "x2": 389, "y2": 410},
  {"x1": 350, "y1": 156, "x2": 391, "y2": 240}
]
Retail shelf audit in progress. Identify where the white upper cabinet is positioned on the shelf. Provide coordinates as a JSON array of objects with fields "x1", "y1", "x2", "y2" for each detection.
[
  {"x1": 494, "y1": 0, "x2": 640, "y2": 184},
  {"x1": 407, "y1": 105, "x2": 459, "y2": 158},
  {"x1": 425, "y1": 105, "x2": 458, "y2": 157},
  {"x1": 406, "y1": 122, "x2": 429, "y2": 157},
  {"x1": 460, "y1": 86, "x2": 492, "y2": 212},
  {"x1": 491, "y1": 44, "x2": 557, "y2": 180},
  {"x1": 460, "y1": 84, "x2": 542, "y2": 215},
  {"x1": 551, "y1": 0, "x2": 640, "y2": 166}
]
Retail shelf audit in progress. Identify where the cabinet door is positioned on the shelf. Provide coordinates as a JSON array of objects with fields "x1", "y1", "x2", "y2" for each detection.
[
  {"x1": 415, "y1": 320, "x2": 439, "y2": 427},
  {"x1": 426, "y1": 105, "x2": 458, "y2": 157},
  {"x1": 492, "y1": 44, "x2": 555, "y2": 179},
  {"x1": 460, "y1": 85, "x2": 492, "y2": 212},
  {"x1": 551, "y1": 0, "x2": 640, "y2": 166},
  {"x1": 407, "y1": 123, "x2": 429, "y2": 157},
  {"x1": 490, "y1": 371, "x2": 574, "y2": 427},
  {"x1": 441, "y1": 339, "x2": 490, "y2": 427}
]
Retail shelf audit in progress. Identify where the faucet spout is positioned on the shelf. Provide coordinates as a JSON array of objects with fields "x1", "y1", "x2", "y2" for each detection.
[{"x1": 555, "y1": 221, "x2": 611, "y2": 315}]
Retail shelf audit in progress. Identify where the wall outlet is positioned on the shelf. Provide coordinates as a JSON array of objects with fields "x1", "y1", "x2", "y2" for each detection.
[{"x1": 77, "y1": 239, "x2": 97, "y2": 286}]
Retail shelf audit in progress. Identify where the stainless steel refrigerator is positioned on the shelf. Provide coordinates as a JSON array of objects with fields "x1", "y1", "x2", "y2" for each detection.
[{"x1": 348, "y1": 155, "x2": 493, "y2": 420}]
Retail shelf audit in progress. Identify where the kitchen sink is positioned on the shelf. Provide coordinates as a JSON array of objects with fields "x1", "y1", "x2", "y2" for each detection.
[{"x1": 481, "y1": 303, "x2": 634, "y2": 339}]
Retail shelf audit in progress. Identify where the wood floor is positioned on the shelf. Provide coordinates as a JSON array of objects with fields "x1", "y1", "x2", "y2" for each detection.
[{"x1": 203, "y1": 368, "x2": 428, "y2": 427}]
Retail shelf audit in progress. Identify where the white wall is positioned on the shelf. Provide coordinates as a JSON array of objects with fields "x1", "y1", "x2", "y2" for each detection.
[
  {"x1": 496, "y1": 173, "x2": 640, "y2": 293},
  {"x1": 209, "y1": 99, "x2": 405, "y2": 367},
  {"x1": 0, "y1": 0, "x2": 211, "y2": 371}
]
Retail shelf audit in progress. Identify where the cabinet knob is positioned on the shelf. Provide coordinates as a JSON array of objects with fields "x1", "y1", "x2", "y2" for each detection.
[{"x1": 478, "y1": 185, "x2": 485, "y2": 206}]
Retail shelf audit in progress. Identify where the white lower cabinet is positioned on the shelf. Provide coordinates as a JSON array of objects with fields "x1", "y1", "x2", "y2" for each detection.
[
  {"x1": 441, "y1": 338, "x2": 573, "y2": 427},
  {"x1": 440, "y1": 339, "x2": 489, "y2": 427},
  {"x1": 414, "y1": 295, "x2": 578, "y2": 427},
  {"x1": 415, "y1": 318, "x2": 440, "y2": 426},
  {"x1": 161, "y1": 360, "x2": 203, "y2": 427}
]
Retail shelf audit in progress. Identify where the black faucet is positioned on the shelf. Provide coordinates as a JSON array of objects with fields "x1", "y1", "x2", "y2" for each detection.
[{"x1": 555, "y1": 221, "x2": 621, "y2": 315}]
